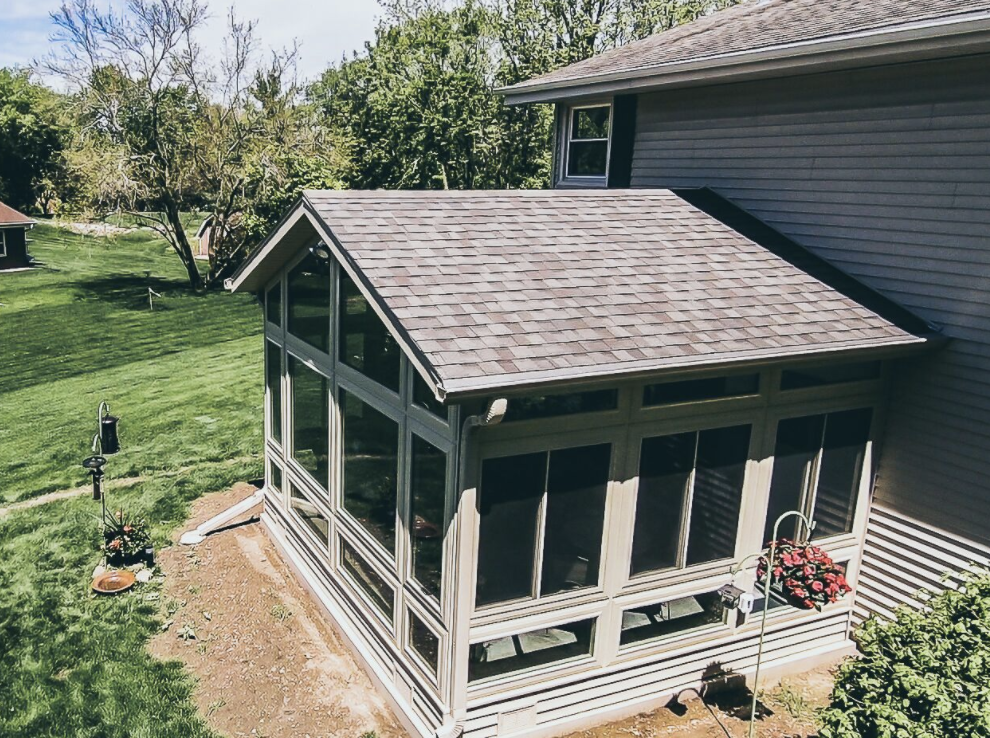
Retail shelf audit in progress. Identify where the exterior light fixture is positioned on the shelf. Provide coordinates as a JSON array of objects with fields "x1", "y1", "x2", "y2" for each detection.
[{"x1": 309, "y1": 240, "x2": 332, "y2": 262}]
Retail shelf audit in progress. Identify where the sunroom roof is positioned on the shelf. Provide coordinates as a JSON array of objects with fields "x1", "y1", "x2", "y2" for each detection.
[{"x1": 229, "y1": 188, "x2": 936, "y2": 399}]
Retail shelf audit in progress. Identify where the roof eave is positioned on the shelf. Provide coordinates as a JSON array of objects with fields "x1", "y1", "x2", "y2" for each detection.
[
  {"x1": 439, "y1": 334, "x2": 940, "y2": 401},
  {"x1": 499, "y1": 13, "x2": 990, "y2": 104}
]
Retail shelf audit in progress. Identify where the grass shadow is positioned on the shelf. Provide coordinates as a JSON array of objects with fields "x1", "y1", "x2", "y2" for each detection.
[{"x1": 73, "y1": 274, "x2": 198, "y2": 310}]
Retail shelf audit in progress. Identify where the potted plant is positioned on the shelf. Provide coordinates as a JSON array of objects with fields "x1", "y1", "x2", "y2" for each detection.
[
  {"x1": 103, "y1": 510, "x2": 153, "y2": 567},
  {"x1": 757, "y1": 539, "x2": 852, "y2": 611}
]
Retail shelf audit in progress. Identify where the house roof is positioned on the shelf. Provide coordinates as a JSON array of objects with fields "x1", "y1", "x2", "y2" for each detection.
[
  {"x1": 499, "y1": 0, "x2": 990, "y2": 103},
  {"x1": 0, "y1": 202, "x2": 35, "y2": 227},
  {"x1": 229, "y1": 189, "x2": 935, "y2": 399}
]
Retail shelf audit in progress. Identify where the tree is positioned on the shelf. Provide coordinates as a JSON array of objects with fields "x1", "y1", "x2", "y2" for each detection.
[
  {"x1": 0, "y1": 69, "x2": 69, "y2": 213},
  {"x1": 45, "y1": 0, "x2": 342, "y2": 289},
  {"x1": 818, "y1": 568, "x2": 990, "y2": 737},
  {"x1": 312, "y1": 0, "x2": 738, "y2": 192}
]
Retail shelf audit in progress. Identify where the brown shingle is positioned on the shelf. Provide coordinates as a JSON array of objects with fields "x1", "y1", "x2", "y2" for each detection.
[
  {"x1": 501, "y1": 0, "x2": 990, "y2": 95},
  {"x1": 298, "y1": 189, "x2": 929, "y2": 396}
]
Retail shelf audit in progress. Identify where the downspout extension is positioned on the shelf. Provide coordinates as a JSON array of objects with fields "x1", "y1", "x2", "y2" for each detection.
[
  {"x1": 435, "y1": 720, "x2": 465, "y2": 738},
  {"x1": 179, "y1": 486, "x2": 266, "y2": 545}
]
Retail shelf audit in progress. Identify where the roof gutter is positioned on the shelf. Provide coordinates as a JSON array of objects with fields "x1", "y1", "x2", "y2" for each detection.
[{"x1": 499, "y1": 12, "x2": 990, "y2": 104}]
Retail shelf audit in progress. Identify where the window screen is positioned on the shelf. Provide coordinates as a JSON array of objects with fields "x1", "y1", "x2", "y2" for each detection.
[
  {"x1": 340, "y1": 390, "x2": 399, "y2": 553},
  {"x1": 339, "y1": 270, "x2": 401, "y2": 392},
  {"x1": 476, "y1": 444, "x2": 611, "y2": 606},
  {"x1": 266, "y1": 341, "x2": 282, "y2": 445},
  {"x1": 469, "y1": 618, "x2": 595, "y2": 682},
  {"x1": 764, "y1": 408, "x2": 872, "y2": 543},
  {"x1": 410, "y1": 435, "x2": 447, "y2": 600},
  {"x1": 286, "y1": 252, "x2": 331, "y2": 353},
  {"x1": 290, "y1": 357, "x2": 329, "y2": 490},
  {"x1": 631, "y1": 425, "x2": 750, "y2": 576}
]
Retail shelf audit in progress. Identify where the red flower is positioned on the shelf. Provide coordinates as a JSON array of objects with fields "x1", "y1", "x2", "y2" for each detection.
[
  {"x1": 791, "y1": 587, "x2": 809, "y2": 599},
  {"x1": 123, "y1": 525, "x2": 133, "y2": 534},
  {"x1": 802, "y1": 599, "x2": 815, "y2": 609},
  {"x1": 108, "y1": 539, "x2": 122, "y2": 550},
  {"x1": 810, "y1": 580, "x2": 825, "y2": 592},
  {"x1": 802, "y1": 565, "x2": 816, "y2": 577},
  {"x1": 772, "y1": 566, "x2": 784, "y2": 578}
]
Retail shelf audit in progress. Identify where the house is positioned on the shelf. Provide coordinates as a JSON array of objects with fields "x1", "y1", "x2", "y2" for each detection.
[
  {"x1": 225, "y1": 1, "x2": 990, "y2": 737},
  {"x1": 0, "y1": 202, "x2": 36, "y2": 271}
]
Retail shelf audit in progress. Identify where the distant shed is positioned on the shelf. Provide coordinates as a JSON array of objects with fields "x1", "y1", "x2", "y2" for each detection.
[{"x1": 0, "y1": 202, "x2": 36, "y2": 271}]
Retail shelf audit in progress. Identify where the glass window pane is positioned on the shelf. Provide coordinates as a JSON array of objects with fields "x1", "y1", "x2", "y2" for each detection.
[
  {"x1": 814, "y1": 409, "x2": 872, "y2": 537},
  {"x1": 287, "y1": 252, "x2": 331, "y2": 353},
  {"x1": 781, "y1": 361, "x2": 881, "y2": 390},
  {"x1": 469, "y1": 618, "x2": 595, "y2": 682},
  {"x1": 620, "y1": 592, "x2": 723, "y2": 646},
  {"x1": 643, "y1": 374, "x2": 760, "y2": 407},
  {"x1": 567, "y1": 141, "x2": 608, "y2": 177},
  {"x1": 289, "y1": 483, "x2": 329, "y2": 546},
  {"x1": 764, "y1": 414, "x2": 825, "y2": 544},
  {"x1": 266, "y1": 341, "x2": 282, "y2": 445},
  {"x1": 413, "y1": 372, "x2": 446, "y2": 419},
  {"x1": 571, "y1": 107, "x2": 610, "y2": 139},
  {"x1": 540, "y1": 444, "x2": 611, "y2": 595},
  {"x1": 410, "y1": 612, "x2": 440, "y2": 675},
  {"x1": 476, "y1": 452, "x2": 547, "y2": 606},
  {"x1": 410, "y1": 435, "x2": 447, "y2": 600},
  {"x1": 268, "y1": 461, "x2": 282, "y2": 492},
  {"x1": 340, "y1": 390, "x2": 399, "y2": 553},
  {"x1": 631, "y1": 432, "x2": 695, "y2": 575},
  {"x1": 341, "y1": 540, "x2": 394, "y2": 620},
  {"x1": 503, "y1": 390, "x2": 618, "y2": 423},
  {"x1": 290, "y1": 357, "x2": 329, "y2": 490},
  {"x1": 266, "y1": 280, "x2": 281, "y2": 326},
  {"x1": 339, "y1": 270, "x2": 401, "y2": 392},
  {"x1": 686, "y1": 425, "x2": 750, "y2": 566}
]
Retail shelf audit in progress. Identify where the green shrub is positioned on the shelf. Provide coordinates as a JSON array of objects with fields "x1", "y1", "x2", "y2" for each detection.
[{"x1": 819, "y1": 568, "x2": 990, "y2": 737}]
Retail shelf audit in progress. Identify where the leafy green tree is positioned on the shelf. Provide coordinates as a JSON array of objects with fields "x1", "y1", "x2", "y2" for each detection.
[
  {"x1": 819, "y1": 568, "x2": 990, "y2": 737},
  {"x1": 313, "y1": 0, "x2": 737, "y2": 191},
  {"x1": 46, "y1": 0, "x2": 345, "y2": 289},
  {"x1": 0, "y1": 69, "x2": 68, "y2": 213}
]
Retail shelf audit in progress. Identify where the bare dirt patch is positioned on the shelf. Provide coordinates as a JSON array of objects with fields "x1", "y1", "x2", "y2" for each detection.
[
  {"x1": 562, "y1": 667, "x2": 834, "y2": 738},
  {"x1": 149, "y1": 484, "x2": 405, "y2": 738}
]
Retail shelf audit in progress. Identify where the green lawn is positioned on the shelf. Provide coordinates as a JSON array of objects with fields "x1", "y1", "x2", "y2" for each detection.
[{"x1": 0, "y1": 222, "x2": 264, "y2": 736}]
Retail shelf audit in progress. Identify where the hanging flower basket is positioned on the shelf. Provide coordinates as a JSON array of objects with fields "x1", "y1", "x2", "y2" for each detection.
[{"x1": 757, "y1": 539, "x2": 852, "y2": 611}]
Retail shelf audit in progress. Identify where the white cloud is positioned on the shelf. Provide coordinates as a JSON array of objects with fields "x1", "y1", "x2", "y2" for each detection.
[{"x1": 1, "y1": 0, "x2": 382, "y2": 82}]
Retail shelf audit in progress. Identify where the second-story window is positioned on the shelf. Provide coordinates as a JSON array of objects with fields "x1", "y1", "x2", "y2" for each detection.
[{"x1": 565, "y1": 104, "x2": 611, "y2": 179}]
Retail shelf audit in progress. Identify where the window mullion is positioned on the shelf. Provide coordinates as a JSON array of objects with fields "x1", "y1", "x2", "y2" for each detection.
[
  {"x1": 533, "y1": 452, "x2": 551, "y2": 599},
  {"x1": 678, "y1": 433, "x2": 700, "y2": 568},
  {"x1": 804, "y1": 415, "x2": 828, "y2": 538}
]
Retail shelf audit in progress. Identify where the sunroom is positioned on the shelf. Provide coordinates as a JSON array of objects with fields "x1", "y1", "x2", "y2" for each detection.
[{"x1": 227, "y1": 188, "x2": 935, "y2": 738}]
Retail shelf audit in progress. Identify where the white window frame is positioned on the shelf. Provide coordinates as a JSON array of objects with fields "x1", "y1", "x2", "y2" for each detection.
[
  {"x1": 0, "y1": 230, "x2": 7, "y2": 258},
  {"x1": 562, "y1": 101, "x2": 613, "y2": 183}
]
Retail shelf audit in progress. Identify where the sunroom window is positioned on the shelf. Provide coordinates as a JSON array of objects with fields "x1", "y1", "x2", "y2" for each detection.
[
  {"x1": 780, "y1": 361, "x2": 881, "y2": 390},
  {"x1": 630, "y1": 424, "x2": 751, "y2": 576},
  {"x1": 289, "y1": 357, "x2": 329, "y2": 490},
  {"x1": 289, "y1": 483, "x2": 329, "y2": 546},
  {"x1": 409, "y1": 434, "x2": 446, "y2": 599},
  {"x1": 565, "y1": 105, "x2": 611, "y2": 179},
  {"x1": 341, "y1": 539, "x2": 394, "y2": 621},
  {"x1": 764, "y1": 408, "x2": 872, "y2": 542},
  {"x1": 339, "y1": 270, "x2": 401, "y2": 393},
  {"x1": 266, "y1": 280, "x2": 281, "y2": 326},
  {"x1": 469, "y1": 618, "x2": 595, "y2": 682},
  {"x1": 502, "y1": 389, "x2": 618, "y2": 423},
  {"x1": 340, "y1": 390, "x2": 399, "y2": 553},
  {"x1": 619, "y1": 591, "x2": 724, "y2": 647},
  {"x1": 286, "y1": 252, "x2": 331, "y2": 353},
  {"x1": 476, "y1": 443, "x2": 611, "y2": 607},
  {"x1": 265, "y1": 341, "x2": 282, "y2": 445}
]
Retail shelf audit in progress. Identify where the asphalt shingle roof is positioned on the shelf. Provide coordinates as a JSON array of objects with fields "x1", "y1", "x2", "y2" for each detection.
[
  {"x1": 0, "y1": 202, "x2": 34, "y2": 226},
  {"x1": 502, "y1": 0, "x2": 990, "y2": 95},
  {"x1": 301, "y1": 189, "x2": 928, "y2": 396}
]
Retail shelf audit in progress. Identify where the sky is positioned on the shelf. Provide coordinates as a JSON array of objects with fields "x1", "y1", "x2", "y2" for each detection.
[{"x1": 1, "y1": 0, "x2": 384, "y2": 84}]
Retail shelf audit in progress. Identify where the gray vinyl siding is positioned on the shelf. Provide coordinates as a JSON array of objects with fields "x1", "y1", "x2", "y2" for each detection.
[{"x1": 629, "y1": 53, "x2": 990, "y2": 612}]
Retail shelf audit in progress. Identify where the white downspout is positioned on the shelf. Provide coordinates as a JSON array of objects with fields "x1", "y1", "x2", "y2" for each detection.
[{"x1": 179, "y1": 486, "x2": 266, "y2": 545}]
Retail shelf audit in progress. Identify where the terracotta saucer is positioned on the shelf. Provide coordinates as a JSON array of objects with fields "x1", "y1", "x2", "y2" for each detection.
[{"x1": 92, "y1": 569, "x2": 137, "y2": 595}]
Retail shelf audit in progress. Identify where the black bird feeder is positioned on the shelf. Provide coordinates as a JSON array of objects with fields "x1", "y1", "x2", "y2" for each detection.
[
  {"x1": 83, "y1": 455, "x2": 107, "y2": 501},
  {"x1": 97, "y1": 401, "x2": 121, "y2": 455}
]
